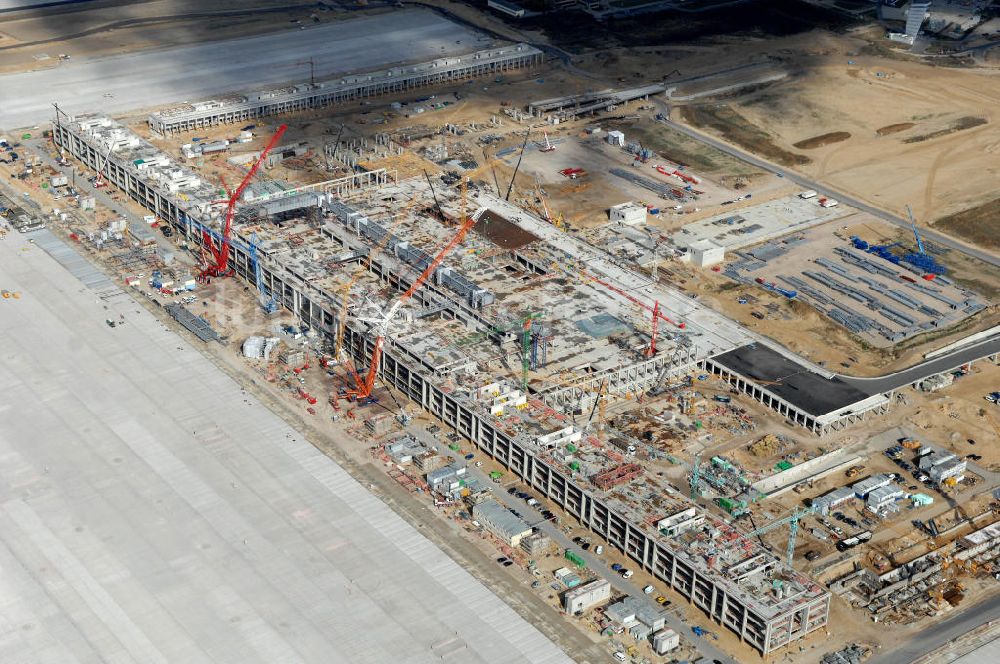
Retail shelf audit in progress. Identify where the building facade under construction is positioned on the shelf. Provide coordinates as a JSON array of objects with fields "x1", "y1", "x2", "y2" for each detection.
[
  {"x1": 54, "y1": 112, "x2": 830, "y2": 655},
  {"x1": 147, "y1": 44, "x2": 543, "y2": 135}
]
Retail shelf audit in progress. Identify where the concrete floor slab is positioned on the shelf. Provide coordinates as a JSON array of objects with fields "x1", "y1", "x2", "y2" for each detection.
[{"x1": 0, "y1": 228, "x2": 573, "y2": 664}]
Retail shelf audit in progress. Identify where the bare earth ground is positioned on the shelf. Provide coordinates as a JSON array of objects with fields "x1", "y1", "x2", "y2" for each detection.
[{"x1": 673, "y1": 28, "x2": 1000, "y2": 253}]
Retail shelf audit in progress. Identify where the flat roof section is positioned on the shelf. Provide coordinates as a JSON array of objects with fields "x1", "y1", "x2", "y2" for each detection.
[
  {"x1": 712, "y1": 343, "x2": 874, "y2": 416},
  {"x1": 474, "y1": 209, "x2": 540, "y2": 250},
  {"x1": 0, "y1": 229, "x2": 573, "y2": 664},
  {"x1": 670, "y1": 195, "x2": 850, "y2": 251}
]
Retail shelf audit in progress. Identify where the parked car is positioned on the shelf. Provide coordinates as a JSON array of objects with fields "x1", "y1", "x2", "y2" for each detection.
[
  {"x1": 496, "y1": 557, "x2": 508, "y2": 564},
  {"x1": 621, "y1": 569, "x2": 633, "y2": 579},
  {"x1": 611, "y1": 563, "x2": 624, "y2": 572},
  {"x1": 805, "y1": 550, "x2": 821, "y2": 561},
  {"x1": 581, "y1": 543, "x2": 591, "y2": 551},
  {"x1": 502, "y1": 560, "x2": 514, "y2": 567},
  {"x1": 655, "y1": 595, "x2": 668, "y2": 605},
  {"x1": 507, "y1": 487, "x2": 518, "y2": 495},
  {"x1": 643, "y1": 585, "x2": 654, "y2": 594},
  {"x1": 595, "y1": 545, "x2": 604, "y2": 555}
]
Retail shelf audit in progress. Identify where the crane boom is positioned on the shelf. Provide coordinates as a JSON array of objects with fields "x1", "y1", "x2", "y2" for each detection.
[
  {"x1": 344, "y1": 211, "x2": 480, "y2": 401},
  {"x1": 582, "y1": 268, "x2": 685, "y2": 330},
  {"x1": 907, "y1": 205, "x2": 926, "y2": 255},
  {"x1": 647, "y1": 301, "x2": 660, "y2": 357},
  {"x1": 504, "y1": 128, "x2": 531, "y2": 201},
  {"x1": 202, "y1": 124, "x2": 287, "y2": 278}
]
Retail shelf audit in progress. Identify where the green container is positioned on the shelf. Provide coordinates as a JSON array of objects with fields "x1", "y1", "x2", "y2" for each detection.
[{"x1": 564, "y1": 550, "x2": 586, "y2": 568}]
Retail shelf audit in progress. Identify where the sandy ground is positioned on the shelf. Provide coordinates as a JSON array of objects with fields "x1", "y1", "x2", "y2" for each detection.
[{"x1": 672, "y1": 28, "x2": 1000, "y2": 251}]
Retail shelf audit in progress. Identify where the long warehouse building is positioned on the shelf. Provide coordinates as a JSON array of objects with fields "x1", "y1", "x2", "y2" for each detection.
[
  {"x1": 147, "y1": 44, "x2": 543, "y2": 134},
  {"x1": 54, "y1": 113, "x2": 830, "y2": 656}
]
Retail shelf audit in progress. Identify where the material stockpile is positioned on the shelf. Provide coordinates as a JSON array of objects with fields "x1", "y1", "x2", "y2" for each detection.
[{"x1": 748, "y1": 434, "x2": 792, "y2": 458}]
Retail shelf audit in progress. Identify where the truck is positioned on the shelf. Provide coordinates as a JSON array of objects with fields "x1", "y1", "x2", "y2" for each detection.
[
  {"x1": 799, "y1": 190, "x2": 818, "y2": 199},
  {"x1": 835, "y1": 530, "x2": 873, "y2": 552},
  {"x1": 818, "y1": 197, "x2": 839, "y2": 208}
]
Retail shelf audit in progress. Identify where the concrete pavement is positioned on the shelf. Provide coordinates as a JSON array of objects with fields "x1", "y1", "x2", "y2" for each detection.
[
  {"x1": 0, "y1": 9, "x2": 488, "y2": 128},
  {"x1": 838, "y1": 333, "x2": 1000, "y2": 394},
  {"x1": 0, "y1": 226, "x2": 573, "y2": 664},
  {"x1": 867, "y1": 595, "x2": 1000, "y2": 664}
]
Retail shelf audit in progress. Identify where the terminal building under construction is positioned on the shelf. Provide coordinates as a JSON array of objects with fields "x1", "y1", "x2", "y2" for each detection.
[{"x1": 54, "y1": 111, "x2": 831, "y2": 656}]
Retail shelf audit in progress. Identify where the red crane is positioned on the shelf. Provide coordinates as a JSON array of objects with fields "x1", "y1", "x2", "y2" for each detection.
[
  {"x1": 647, "y1": 300, "x2": 660, "y2": 358},
  {"x1": 339, "y1": 212, "x2": 480, "y2": 403},
  {"x1": 200, "y1": 124, "x2": 288, "y2": 280},
  {"x1": 582, "y1": 269, "x2": 684, "y2": 357}
]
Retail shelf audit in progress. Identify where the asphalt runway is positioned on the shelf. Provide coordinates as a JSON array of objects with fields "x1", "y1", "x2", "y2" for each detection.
[
  {"x1": 0, "y1": 227, "x2": 572, "y2": 664},
  {"x1": 0, "y1": 9, "x2": 489, "y2": 128}
]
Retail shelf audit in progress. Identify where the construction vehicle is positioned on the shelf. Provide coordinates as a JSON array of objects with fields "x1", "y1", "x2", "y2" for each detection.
[
  {"x1": 200, "y1": 124, "x2": 287, "y2": 280},
  {"x1": 691, "y1": 626, "x2": 718, "y2": 640},
  {"x1": 900, "y1": 437, "x2": 921, "y2": 450},
  {"x1": 538, "y1": 132, "x2": 556, "y2": 153},
  {"x1": 903, "y1": 205, "x2": 946, "y2": 276},
  {"x1": 845, "y1": 465, "x2": 866, "y2": 479}
]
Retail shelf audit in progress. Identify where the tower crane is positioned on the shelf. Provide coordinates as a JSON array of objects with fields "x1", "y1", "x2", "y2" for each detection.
[
  {"x1": 579, "y1": 268, "x2": 685, "y2": 357},
  {"x1": 200, "y1": 124, "x2": 287, "y2": 280},
  {"x1": 339, "y1": 209, "x2": 482, "y2": 404},
  {"x1": 721, "y1": 506, "x2": 814, "y2": 567}
]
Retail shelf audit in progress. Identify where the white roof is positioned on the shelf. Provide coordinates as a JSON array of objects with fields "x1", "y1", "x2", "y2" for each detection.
[{"x1": 689, "y1": 238, "x2": 723, "y2": 251}]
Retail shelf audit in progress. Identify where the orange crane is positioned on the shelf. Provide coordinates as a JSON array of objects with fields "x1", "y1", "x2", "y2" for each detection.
[
  {"x1": 333, "y1": 198, "x2": 415, "y2": 359},
  {"x1": 339, "y1": 211, "x2": 479, "y2": 403},
  {"x1": 200, "y1": 124, "x2": 287, "y2": 279}
]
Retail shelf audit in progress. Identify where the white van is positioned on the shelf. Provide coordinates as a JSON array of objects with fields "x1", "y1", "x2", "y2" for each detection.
[{"x1": 612, "y1": 652, "x2": 626, "y2": 663}]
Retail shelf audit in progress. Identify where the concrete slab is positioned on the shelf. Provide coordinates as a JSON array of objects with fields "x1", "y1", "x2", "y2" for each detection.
[
  {"x1": 671, "y1": 195, "x2": 850, "y2": 251},
  {"x1": 0, "y1": 9, "x2": 490, "y2": 128},
  {"x1": 0, "y1": 229, "x2": 572, "y2": 664}
]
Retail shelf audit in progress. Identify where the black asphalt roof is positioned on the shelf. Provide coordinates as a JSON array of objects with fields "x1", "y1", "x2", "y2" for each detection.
[{"x1": 713, "y1": 344, "x2": 874, "y2": 417}]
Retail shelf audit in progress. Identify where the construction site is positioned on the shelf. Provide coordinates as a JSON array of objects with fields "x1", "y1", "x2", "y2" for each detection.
[{"x1": 4, "y1": 2, "x2": 1000, "y2": 664}]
